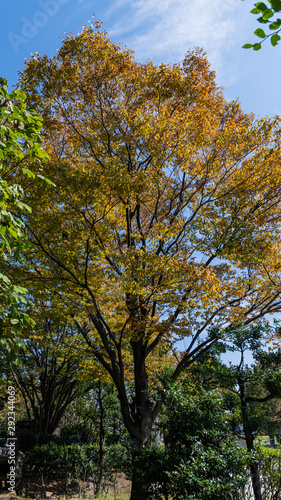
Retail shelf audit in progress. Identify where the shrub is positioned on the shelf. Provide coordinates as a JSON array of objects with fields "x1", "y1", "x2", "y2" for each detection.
[
  {"x1": 60, "y1": 424, "x2": 91, "y2": 444},
  {"x1": 136, "y1": 385, "x2": 249, "y2": 499},
  {"x1": 27, "y1": 443, "x2": 99, "y2": 485},
  {"x1": 26, "y1": 441, "x2": 132, "y2": 493},
  {"x1": 259, "y1": 446, "x2": 281, "y2": 499}
]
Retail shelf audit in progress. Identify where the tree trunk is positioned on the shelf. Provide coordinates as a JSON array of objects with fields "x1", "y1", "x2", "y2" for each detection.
[
  {"x1": 128, "y1": 418, "x2": 154, "y2": 500},
  {"x1": 130, "y1": 460, "x2": 150, "y2": 500},
  {"x1": 95, "y1": 381, "x2": 105, "y2": 497},
  {"x1": 114, "y1": 387, "x2": 155, "y2": 500},
  {"x1": 238, "y1": 378, "x2": 263, "y2": 500},
  {"x1": 244, "y1": 431, "x2": 263, "y2": 500},
  {"x1": 127, "y1": 340, "x2": 162, "y2": 500},
  {"x1": 250, "y1": 463, "x2": 263, "y2": 500}
]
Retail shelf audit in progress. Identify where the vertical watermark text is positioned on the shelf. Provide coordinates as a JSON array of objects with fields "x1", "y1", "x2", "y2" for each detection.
[{"x1": 6, "y1": 386, "x2": 16, "y2": 493}]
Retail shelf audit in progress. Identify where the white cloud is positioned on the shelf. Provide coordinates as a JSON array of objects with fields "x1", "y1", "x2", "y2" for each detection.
[{"x1": 105, "y1": 0, "x2": 253, "y2": 85}]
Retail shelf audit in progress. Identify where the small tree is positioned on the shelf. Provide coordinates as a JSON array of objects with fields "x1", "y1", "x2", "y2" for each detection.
[{"x1": 63, "y1": 380, "x2": 131, "y2": 494}]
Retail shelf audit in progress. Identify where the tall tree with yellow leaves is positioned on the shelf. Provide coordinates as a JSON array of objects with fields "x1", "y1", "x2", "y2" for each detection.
[{"x1": 14, "y1": 23, "x2": 281, "y2": 498}]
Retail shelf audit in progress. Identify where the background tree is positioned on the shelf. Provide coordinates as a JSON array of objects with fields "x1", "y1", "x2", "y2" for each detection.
[
  {"x1": 190, "y1": 324, "x2": 281, "y2": 500},
  {"x1": 62, "y1": 380, "x2": 132, "y2": 495},
  {"x1": 9, "y1": 320, "x2": 83, "y2": 436},
  {"x1": 2, "y1": 286, "x2": 109, "y2": 438},
  {"x1": 13, "y1": 23, "x2": 281, "y2": 499}
]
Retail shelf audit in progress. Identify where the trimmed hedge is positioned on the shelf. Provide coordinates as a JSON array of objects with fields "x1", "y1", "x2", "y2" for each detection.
[
  {"x1": 27, "y1": 443, "x2": 100, "y2": 483},
  {"x1": 259, "y1": 446, "x2": 281, "y2": 499}
]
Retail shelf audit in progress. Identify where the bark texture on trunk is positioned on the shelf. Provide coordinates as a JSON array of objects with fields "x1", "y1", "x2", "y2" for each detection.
[
  {"x1": 239, "y1": 377, "x2": 263, "y2": 500},
  {"x1": 250, "y1": 463, "x2": 263, "y2": 500},
  {"x1": 126, "y1": 340, "x2": 161, "y2": 500},
  {"x1": 95, "y1": 381, "x2": 105, "y2": 497},
  {"x1": 130, "y1": 465, "x2": 151, "y2": 500}
]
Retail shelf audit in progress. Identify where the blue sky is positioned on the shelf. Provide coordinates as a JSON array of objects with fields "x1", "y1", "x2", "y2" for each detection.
[{"x1": 1, "y1": 0, "x2": 281, "y2": 119}]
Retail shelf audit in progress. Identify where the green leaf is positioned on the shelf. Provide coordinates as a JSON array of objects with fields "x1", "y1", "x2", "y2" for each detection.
[
  {"x1": 269, "y1": 19, "x2": 281, "y2": 28},
  {"x1": 35, "y1": 147, "x2": 48, "y2": 159},
  {"x1": 10, "y1": 318, "x2": 19, "y2": 325},
  {"x1": 16, "y1": 200, "x2": 32, "y2": 213},
  {"x1": 37, "y1": 174, "x2": 56, "y2": 188},
  {"x1": 253, "y1": 43, "x2": 262, "y2": 49},
  {"x1": 11, "y1": 292, "x2": 28, "y2": 305},
  {"x1": 12, "y1": 285, "x2": 28, "y2": 294},
  {"x1": 0, "y1": 227, "x2": 7, "y2": 237},
  {"x1": 243, "y1": 44, "x2": 254, "y2": 48},
  {"x1": 0, "y1": 272, "x2": 10, "y2": 284},
  {"x1": 251, "y1": 7, "x2": 263, "y2": 13},
  {"x1": 255, "y1": 2, "x2": 269, "y2": 11},
  {"x1": 262, "y1": 8, "x2": 274, "y2": 18},
  {"x1": 7, "y1": 227, "x2": 18, "y2": 238},
  {"x1": 22, "y1": 167, "x2": 36, "y2": 179},
  {"x1": 254, "y1": 28, "x2": 267, "y2": 37},
  {"x1": 269, "y1": 0, "x2": 281, "y2": 11},
  {"x1": 271, "y1": 33, "x2": 281, "y2": 44}
]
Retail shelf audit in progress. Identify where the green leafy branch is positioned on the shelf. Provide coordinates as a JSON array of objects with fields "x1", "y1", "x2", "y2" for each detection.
[
  {"x1": 0, "y1": 78, "x2": 53, "y2": 361},
  {"x1": 243, "y1": 1, "x2": 281, "y2": 50}
]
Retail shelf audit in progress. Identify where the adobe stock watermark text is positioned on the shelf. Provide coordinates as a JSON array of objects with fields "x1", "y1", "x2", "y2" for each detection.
[
  {"x1": 8, "y1": 0, "x2": 84, "y2": 54},
  {"x1": 6, "y1": 386, "x2": 16, "y2": 493}
]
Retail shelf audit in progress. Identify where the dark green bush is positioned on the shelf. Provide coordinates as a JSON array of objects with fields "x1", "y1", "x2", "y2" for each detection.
[
  {"x1": 258, "y1": 446, "x2": 281, "y2": 499},
  {"x1": 60, "y1": 424, "x2": 91, "y2": 444},
  {"x1": 135, "y1": 386, "x2": 249, "y2": 499},
  {"x1": 167, "y1": 442, "x2": 248, "y2": 500},
  {"x1": 27, "y1": 443, "x2": 99, "y2": 484},
  {"x1": 17, "y1": 430, "x2": 57, "y2": 453},
  {"x1": 106, "y1": 441, "x2": 132, "y2": 475},
  {"x1": 26, "y1": 440, "x2": 132, "y2": 489}
]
